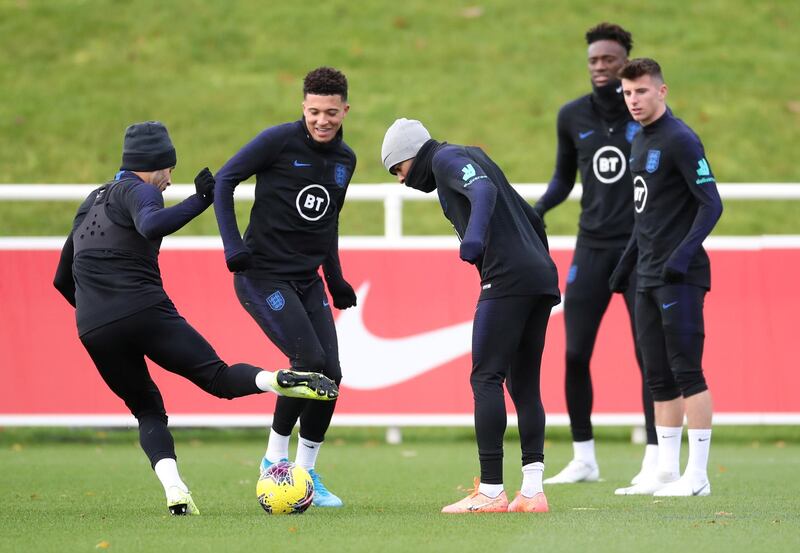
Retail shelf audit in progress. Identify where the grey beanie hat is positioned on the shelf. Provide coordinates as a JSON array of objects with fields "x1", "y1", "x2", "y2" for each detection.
[
  {"x1": 120, "y1": 121, "x2": 177, "y2": 171},
  {"x1": 381, "y1": 118, "x2": 431, "y2": 173}
]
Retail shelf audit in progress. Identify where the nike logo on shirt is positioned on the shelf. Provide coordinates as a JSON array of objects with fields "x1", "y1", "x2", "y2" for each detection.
[
  {"x1": 337, "y1": 282, "x2": 564, "y2": 390},
  {"x1": 293, "y1": 160, "x2": 312, "y2": 167},
  {"x1": 579, "y1": 130, "x2": 595, "y2": 139}
]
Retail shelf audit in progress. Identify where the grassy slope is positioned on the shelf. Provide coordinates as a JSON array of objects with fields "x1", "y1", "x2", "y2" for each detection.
[
  {"x1": 1, "y1": 428, "x2": 798, "y2": 553},
  {"x1": 0, "y1": 0, "x2": 798, "y2": 235}
]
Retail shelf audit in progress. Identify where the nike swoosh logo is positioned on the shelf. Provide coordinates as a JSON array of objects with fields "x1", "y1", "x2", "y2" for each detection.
[
  {"x1": 662, "y1": 301, "x2": 678, "y2": 310},
  {"x1": 579, "y1": 130, "x2": 595, "y2": 139},
  {"x1": 660, "y1": 434, "x2": 678, "y2": 439},
  {"x1": 337, "y1": 282, "x2": 563, "y2": 390},
  {"x1": 293, "y1": 160, "x2": 312, "y2": 167},
  {"x1": 698, "y1": 437, "x2": 710, "y2": 442},
  {"x1": 467, "y1": 500, "x2": 497, "y2": 511},
  {"x1": 692, "y1": 482, "x2": 709, "y2": 496}
]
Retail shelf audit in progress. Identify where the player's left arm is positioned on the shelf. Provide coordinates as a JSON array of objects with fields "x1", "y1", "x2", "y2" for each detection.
[
  {"x1": 322, "y1": 154, "x2": 357, "y2": 309},
  {"x1": 663, "y1": 133, "x2": 723, "y2": 281},
  {"x1": 433, "y1": 150, "x2": 497, "y2": 265},
  {"x1": 130, "y1": 168, "x2": 215, "y2": 240}
]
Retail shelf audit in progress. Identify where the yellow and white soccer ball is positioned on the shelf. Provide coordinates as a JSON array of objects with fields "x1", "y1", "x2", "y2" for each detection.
[{"x1": 256, "y1": 461, "x2": 314, "y2": 515}]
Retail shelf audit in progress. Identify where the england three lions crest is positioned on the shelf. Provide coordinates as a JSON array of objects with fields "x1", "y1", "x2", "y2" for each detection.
[
  {"x1": 646, "y1": 150, "x2": 661, "y2": 173},
  {"x1": 334, "y1": 163, "x2": 349, "y2": 187}
]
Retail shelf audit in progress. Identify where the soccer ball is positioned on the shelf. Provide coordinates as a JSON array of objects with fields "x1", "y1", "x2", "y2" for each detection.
[{"x1": 256, "y1": 461, "x2": 314, "y2": 515}]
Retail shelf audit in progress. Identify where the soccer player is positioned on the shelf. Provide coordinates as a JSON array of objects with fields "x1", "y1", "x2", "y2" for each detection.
[
  {"x1": 611, "y1": 58, "x2": 722, "y2": 496},
  {"x1": 381, "y1": 118, "x2": 561, "y2": 513},
  {"x1": 214, "y1": 67, "x2": 356, "y2": 508},
  {"x1": 53, "y1": 121, "x2": 339, "y2": 516},
  {"x1": 536, "y1": 23, "x2": 658, "y2": 486}
]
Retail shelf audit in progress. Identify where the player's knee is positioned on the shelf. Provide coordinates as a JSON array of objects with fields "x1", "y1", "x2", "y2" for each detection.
[
  {"x1": 645, "y1": 371, "x2": 682, "y2": 402},
  {"x1": 565, "y1": 349, "x2": 590, "y2": 375},
  {"x1": 673, "y1": 369, "x2": 707, "y2": 398}
]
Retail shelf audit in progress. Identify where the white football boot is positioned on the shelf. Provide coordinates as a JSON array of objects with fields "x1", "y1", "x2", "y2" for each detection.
[{"x1": 543, "y1": 460, "x2": 599, "y2": 484}]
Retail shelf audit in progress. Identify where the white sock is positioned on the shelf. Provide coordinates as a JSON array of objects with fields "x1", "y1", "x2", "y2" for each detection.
[
  {"x1": 264, "y1": 429, "x2": 290, "y2": 463},
  {"x1": 641, "y1": 443, "x2": 659, "y2": 470},
  {"x1": 255, "y1": 371, "x2": 277, "y2": 393},
  {"x1": 655, "y1": 425, "x2": 682, "y2": 480},
  {"x1": 154, "y1": 458, "x2": 187, "y2": 494},
  {"x1": 478, "y1": 482, "x2": 504, "y2": 498},
  {"x1": 295, "y1": 437, "x2": 322, "y2": 471},
  {"x1": 521, "y1": 462, "x2": 545, "y2": 497},
  {"x1": 573, "y1": 439, "x2": 597, "y2": 466},
  {"x1": 686, "y1": 429, "x2": 712, "y2": 480}
]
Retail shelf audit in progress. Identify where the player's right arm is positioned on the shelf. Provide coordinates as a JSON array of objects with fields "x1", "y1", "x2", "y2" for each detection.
[
  {"x1": 533, "y1": 106, "x2": 578, "y2": 220},
  {"x1": 213, "y1": 127, "x2": 285, "y2": 272}
]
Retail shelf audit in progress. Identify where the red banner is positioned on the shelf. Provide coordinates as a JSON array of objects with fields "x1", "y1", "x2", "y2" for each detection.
[{"x1": 1, "y1": 240, "x2": 798, "y2": 423}]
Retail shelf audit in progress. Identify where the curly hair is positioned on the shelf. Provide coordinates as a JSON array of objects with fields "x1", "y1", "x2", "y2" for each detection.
[
  {"x1": 618, "y1": 57, "x2": 663, "y2": 81},
  {"x1": 585, "y1": 22, "x2": 633, "y2": 54},
  {"x1": 303, "y1": 67, "x2": 348, "y2": 100}
]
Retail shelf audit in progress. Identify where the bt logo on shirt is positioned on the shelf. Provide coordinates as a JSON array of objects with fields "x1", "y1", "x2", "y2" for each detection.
[
  {"x1": 296, "y1": 184, "x2": 330, "y2": 221},
  {"x1": 592, "y1": 146, "x2": 627, "y2": 184},
  {"x1": 633, "y1": 176, "x2": 648, "y2": 213}
]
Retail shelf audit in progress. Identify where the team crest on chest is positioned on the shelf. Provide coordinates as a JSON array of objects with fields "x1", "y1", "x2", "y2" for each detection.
[
  {"x1": 646, "y1": 149, "x2": 661, "y2": 173},
  {"x1": 334, "y1": 163, "x2": 348, "y2": 187}
]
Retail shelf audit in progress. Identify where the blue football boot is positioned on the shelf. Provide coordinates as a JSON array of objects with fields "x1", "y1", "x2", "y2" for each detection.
[
  {"x1": 259, "y1": 457, "x2": 288, "y2": 476},
  {"x1": 309, "y1": 469, "x2": 343, "y2": 507}
]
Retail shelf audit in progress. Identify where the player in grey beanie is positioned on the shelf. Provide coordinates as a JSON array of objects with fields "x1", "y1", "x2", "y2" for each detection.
[
  {"x1": 381, "y1": 118, "x2": 431, "y2": 174},
  {"x1": 120, "y1": 121, "x2": 177, "y2": 171},
  {"x1": 380, "y1": 115, "x2": 560, "y2": 514}
]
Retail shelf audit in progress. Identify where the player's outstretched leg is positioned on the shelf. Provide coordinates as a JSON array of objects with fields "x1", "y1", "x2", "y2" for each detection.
[{"x1": 271, "y1": 369, "x2": 339, "y2": 400}]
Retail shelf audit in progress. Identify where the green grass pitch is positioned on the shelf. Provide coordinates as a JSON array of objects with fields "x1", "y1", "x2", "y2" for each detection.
[{"x1": 2, "y1": 427, "x2": 798, "y2": 553}]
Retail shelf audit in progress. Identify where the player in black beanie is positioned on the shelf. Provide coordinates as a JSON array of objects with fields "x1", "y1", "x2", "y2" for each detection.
[{"x1": 53, "y1": 121, "x2": 339, "y2": 517}]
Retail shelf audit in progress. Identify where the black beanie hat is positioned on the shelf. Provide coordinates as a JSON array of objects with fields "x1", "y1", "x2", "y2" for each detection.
[{"x1": 120, "y1": 121, "x2": 177, "y2": 171}]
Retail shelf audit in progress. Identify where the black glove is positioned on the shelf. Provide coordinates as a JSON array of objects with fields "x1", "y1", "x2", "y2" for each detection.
[
  {"x1": 609, "y1": 268, "x2": 630, "y2": 293},
  {"x1": 459, "y1": 239, "x2": 483, "y2": 265},
  {"x1": 226, "y1": 250, "x2": 252, "y2": 273},
  {"x1": 661, "y1": 265, "x2": 686, "y2": 284},
  {"x1": 194, "y1": 167, "x2": 215, "y2": 203},
  {"x1": 325, "y1": 276, "x2": 357, "y2": 309}
]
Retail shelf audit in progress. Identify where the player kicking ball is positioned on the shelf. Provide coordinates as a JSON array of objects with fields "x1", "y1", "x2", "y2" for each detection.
[{"x1": 53, "y1": 121, "x2": 339, "y2": 516}]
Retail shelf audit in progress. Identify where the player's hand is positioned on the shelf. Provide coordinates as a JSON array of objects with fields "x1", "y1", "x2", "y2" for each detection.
[
  {"x1": 459, "y1": 239, "x2": 483, "y2": 265},
  {"x1": 661, "y1": 265, "x2": 686, "y2": 284},
  {"x1": 226, "y1": 250, "x2": 252, "y2": 273},
  {"x1": 325, "y1": 276, "x2": 357, "y2": 309},
  {"x1": 608, "y1": 268, "x2": 629, "y2": 293},
  {"x1": 194, "y1": 167, "x2": 215, "y2": 203}
]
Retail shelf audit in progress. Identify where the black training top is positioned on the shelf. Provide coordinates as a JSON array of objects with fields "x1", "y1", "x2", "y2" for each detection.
[
  {"x1": 536, "y1": 81, "x2": 642, "y2": 248},
  {"x1": 620, "y1": 111, "x2": 723, "y2": 289},
  {"x1": 214, "y1": 119, "x2": 356, "y2": 280},
  {"x1": 406, "y1": 140, "x2": 560, "y2": 302},
  {"x1": 53, "y1": 172, "x2": 211, "y2": 335}
]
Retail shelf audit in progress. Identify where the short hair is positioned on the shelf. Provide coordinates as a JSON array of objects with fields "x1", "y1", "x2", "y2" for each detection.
[
  {"x1": 618, "y1": 57, "x2": 663, "y2": 81},
  {"x1": 303, "y1": 66, "x2": 348, "y2": 100},
  {"x1": 585, "y1": 22, "x2": 633, "y2": 54}
]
